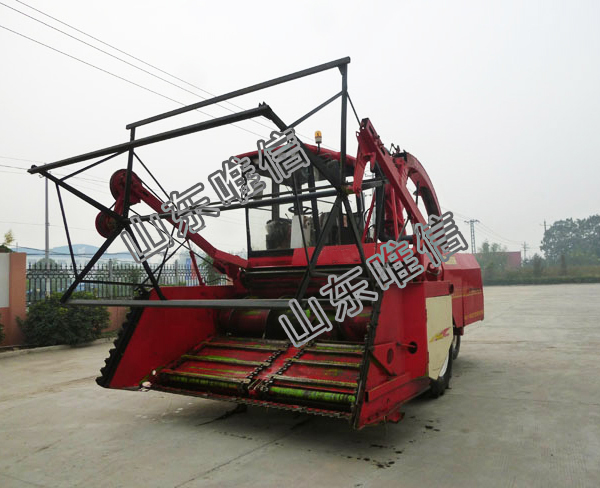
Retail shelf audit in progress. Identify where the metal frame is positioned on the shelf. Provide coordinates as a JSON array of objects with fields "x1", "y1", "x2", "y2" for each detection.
[{"x1": 29, "y1": 56, "x2": 378, "y2": 306}]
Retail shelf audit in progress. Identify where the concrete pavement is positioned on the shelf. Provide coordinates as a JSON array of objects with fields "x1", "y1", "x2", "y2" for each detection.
[{"x1": 1, "y1": 284, "x2": 599, "y2": 487}]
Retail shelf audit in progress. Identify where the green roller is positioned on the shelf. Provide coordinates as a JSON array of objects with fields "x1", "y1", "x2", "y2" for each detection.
[
  {"x1": 269, "y1": 386, "x2": 356, "y2": 405},
  {"x1": 181, "y1": 354, "x2": 266, "y2": 366},
  {"x1": 162, "y1": 373, "x2": 241, "y2": 390}
]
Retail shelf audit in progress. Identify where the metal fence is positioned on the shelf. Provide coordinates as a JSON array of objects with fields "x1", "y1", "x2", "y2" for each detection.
[{"x1": 26, "y1": 261, "x2": 228, "y2": 305}]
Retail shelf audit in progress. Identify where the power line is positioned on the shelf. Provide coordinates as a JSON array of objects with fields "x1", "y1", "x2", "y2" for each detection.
[
  {"x1": 13, "y1": 0, "x2": 246, "y2": 111},
  {"x1": 2, "y1": 2, "x2": 250, "y2": 123},
  {"x1": 2, "y1": 1, "x2": 276, "y2": 136},
  {"x1": 414, "y1": 204, "x2": 523, "y2": 251},
  {"x1": 474, "y1": 226, "x2": 520, "y2": 249},
  {"x1": 0, "y1": 155, "x2": 43, "y2": 163},
  {"x1": 0, "y1": 23, "x2": 185, "y2": 107},
  {"x1": 477, "y1": 221, "x2": 521, "y2": 244},
  {"x1": 0, "y1": 23, "x2": 273, "y2": 142},
  {"x1": 12, "y1": 0, "x2": 297, "y2": 137},
  {"x1": 7, "y1": 1, "x2": 334, "y2": 145},
  {"x1": 0, "y1": 162, "x2": 34, "y2": 170},
  {"x1": 0, "y1": 168, "x2": 111, "y2": 196},
  {"x1": 0, "y1": 160, "x2": 109, "y2": 186},
  {"x1": 476, "y1": 221, "x2": 522, "y2": 245},
  {"x1": 1, "y1": 158, "x2": 245, "y2": 225},
  {"x1": 0, "y1": 1, "x2": 210, "y2": 99}
]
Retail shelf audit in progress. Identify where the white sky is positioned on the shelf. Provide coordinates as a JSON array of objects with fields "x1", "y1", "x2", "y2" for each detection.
[{"x1": 1, "y1": 0, "x2": 599, "y2": 258}]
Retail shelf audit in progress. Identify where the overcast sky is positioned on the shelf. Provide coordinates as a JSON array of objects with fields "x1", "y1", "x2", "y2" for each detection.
[{"x1": 1, "y1": 0, "x2": 598, "y2": 259}]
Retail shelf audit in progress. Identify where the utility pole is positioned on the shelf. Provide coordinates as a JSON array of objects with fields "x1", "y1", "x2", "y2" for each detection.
[
  {"x1": 45, "y1": 178, "x2": 50, "y2": 297},
  {"x1": 522, "y1": 242, "x2": 528, "y2": 261},
  {"x1": 464, "y1": 219, "x2": 479, "y2": 254}
]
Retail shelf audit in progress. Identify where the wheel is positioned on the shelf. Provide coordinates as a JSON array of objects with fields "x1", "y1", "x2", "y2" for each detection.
[
  {"x1": 452, "y1": 333, "x2": 461, "y2": 360},
  {"x1": 429, "y1": 345, "x2": 453, "y2": 398}
]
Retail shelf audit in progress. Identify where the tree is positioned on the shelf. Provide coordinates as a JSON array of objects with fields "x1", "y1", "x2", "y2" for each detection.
[
  {"x1": 0, "y1": 230, "x2": 14, "y2": 253},
  {"x1": 560, "y1": 254, "x2": 567, "y2": 275},
  {"x1": 476, "y1": 240, "x2": 509, "y2": 268},
  {"x1": 578, "y1": 215, "x2": 600, "y2": 261},
  {"x1": 541, "y1": 215, "x2": 600, "y2": 265},
  {"x1": 531, "y1": 253, "x2": 544, "y2": 277},
  {"x1": 476, "y1": 240, "x2": 510, "y2": 282}
]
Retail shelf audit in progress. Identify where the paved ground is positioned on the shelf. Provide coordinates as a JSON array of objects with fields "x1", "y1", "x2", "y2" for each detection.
[{"x1": 1, "y1": 284, "x2": 599, "y2": 488}]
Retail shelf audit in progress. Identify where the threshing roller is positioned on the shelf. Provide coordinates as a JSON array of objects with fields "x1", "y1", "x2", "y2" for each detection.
[{"x1": 29, "y1": 57, "x2": 483, "y2": 428}]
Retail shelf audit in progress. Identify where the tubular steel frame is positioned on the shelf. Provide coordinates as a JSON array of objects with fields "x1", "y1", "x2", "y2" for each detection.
[{"x1": 29, "y1": 56, "x2": 380, "y2": 307}]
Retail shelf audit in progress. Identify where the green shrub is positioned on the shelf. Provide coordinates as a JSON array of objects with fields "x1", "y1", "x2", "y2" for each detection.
[
  {"x1": 18, "y1": 291, "x2": 109, "y2": 346},
  {"x1": 484, "y1": 275, "x2": 600, "y2": 286}
]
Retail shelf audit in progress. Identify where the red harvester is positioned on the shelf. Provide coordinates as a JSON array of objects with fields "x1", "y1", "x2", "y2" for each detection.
[{"x1": 29, "y1": 57, "x2": 483, "y2": 428}]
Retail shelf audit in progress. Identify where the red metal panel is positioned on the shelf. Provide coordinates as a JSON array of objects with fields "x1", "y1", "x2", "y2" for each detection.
[
  {"x1": 109, "y1": 285, "x2": 233, "y2": 388},
  {"x1": 354, "y1": 283, "x2": 431, "y2": 427},
  {"x1": 366, "y1": 373, "x2": 409, "y2": 402},
  {"x1": 444, "y1": 253, "x2": 484, "y2": 327}
]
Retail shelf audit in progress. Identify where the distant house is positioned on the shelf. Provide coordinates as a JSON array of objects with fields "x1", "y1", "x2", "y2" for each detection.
[{"x1": 504, "y1": 251, "x2": 522, "y2": 268}]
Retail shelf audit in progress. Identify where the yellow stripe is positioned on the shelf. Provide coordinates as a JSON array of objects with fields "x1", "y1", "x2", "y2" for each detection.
[
  {"x1": 465, "y1": 310, "x2": 484, "y2": 320},
  {"x1": 452, "y1": 290, "x2": 483, "y2": 299}
]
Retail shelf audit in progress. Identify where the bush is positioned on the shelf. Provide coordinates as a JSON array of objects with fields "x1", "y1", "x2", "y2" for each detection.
[
  {"x1": 484, "y1": 275, "x2": 600, "y2": 286},
  {"x1": 18, "y1": 291, "x2": 109, "y2": 346}
]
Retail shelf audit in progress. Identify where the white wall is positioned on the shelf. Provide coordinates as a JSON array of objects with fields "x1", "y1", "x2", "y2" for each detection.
[{"x1": 0, "y1": 253, "x2": 10, "y2": 308}]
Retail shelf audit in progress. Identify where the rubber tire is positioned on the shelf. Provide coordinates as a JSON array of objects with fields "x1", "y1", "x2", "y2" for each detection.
[
  {"x1": 452, "y1": 334, "x2": 461, "y2": 360},
  {"x1": 429, "y1": 345, "x2": 453, "y2": 398}
]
